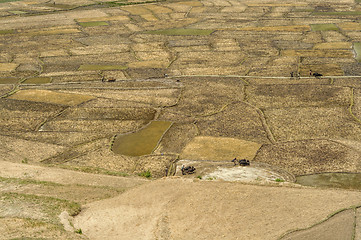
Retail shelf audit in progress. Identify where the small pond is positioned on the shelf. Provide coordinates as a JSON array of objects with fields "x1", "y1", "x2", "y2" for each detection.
[{"x1": 296, "y1": 173, "x2": 361, "y2": 190}]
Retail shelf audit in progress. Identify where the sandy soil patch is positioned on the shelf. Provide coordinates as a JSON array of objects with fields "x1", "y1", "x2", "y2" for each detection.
[
  {"x1": 313, "y1": 42, "x2": 352, "y2": 49},
  {"x1": 176, "y1": 159, "x2": 293, "y2": 182},
  {"x1": 0, "y1": 63, "x2": 18, "y2": 71}
]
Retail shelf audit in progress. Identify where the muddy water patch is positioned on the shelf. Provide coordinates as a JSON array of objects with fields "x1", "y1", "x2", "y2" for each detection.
[
  {"x1": 311, "y1": 23, "x2": 339, "y2": 31},
  {"x1": 112, "y1": 121, "x2": 172, "y2": 156},
  {"x1": 0, "y1": 78, "x2": 18, "y2": 84},
  {"x1": 22, "y1": 77, "x2": 51, "y2": 84},
  {"x1": 296, "y1": 173, "x2": 361, "y2": 190},
  {"x1": 354, "y1": 42, "x2": 361, "y2": 62}
]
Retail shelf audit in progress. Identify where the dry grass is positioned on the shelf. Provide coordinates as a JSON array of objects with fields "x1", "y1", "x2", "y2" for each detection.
[
  {"x1": 63, "y1": 143, "x2": 176, "y2": 177},
  {"x1": 264, "y1": 106, "x2": 361, "y2": 142},
  {"x1": 42, "y1": 119, "x2": 147, "y2": 133},
  {"x1": 246, "y1": 85, "x2": 351, "y2": 109},
  {"x1": 0, "y1": 134, "x2": 64, "y2": 163},
  {"x1": 254, "y1": 139, "x2": 361, "y2": 175},
  {"x1": 181, "y1": 136, "x2": 262, "y2": 161},
  {"x1": 7, "y1": 131, "x2": 109, "y2": 147},
  {"x1": 154, "y1": 122, "x2": 198, "y2": 154},
  {"x1": 0, "y1": 217, "x2": 84, "y2": 240},
  {"x1": 170, "y1": 78, "x2": 244, "y2": 116},
  {"x1": 57, "y1": 88, "x2": 181, "y2": 107},
  {"x1": 8, "y1": 89, "x2": 95, "y2": 106},
  {"x1": 196, "y1": 102, "x2": 271, "y2": 144},
  {"x1": 0, "y1": 85, "x2": 14, "y2": 96},
  {"x1": 57, "y1": 107, "x2": 156, "y2": 121},
  {"x1": 0, "y1": 177, "x2": 123, "y2": 204}
]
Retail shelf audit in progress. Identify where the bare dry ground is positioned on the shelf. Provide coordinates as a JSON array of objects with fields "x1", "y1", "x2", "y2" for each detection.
[
  {"x1": 74, "y1": 178, "x2": 361, "y2": 240},
  {"x1": 1, "y1": 0, "x2": 361, "y2": 238}
]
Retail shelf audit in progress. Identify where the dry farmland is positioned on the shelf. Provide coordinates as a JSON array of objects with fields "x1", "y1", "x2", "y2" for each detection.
[{"x1": 1, "y1": 0, "x2": 361, "y2": 239}]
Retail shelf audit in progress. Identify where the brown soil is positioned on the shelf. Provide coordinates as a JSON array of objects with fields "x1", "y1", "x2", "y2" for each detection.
[{"x1": 74, "y1": 178, "x2": 361, "y2": 240}]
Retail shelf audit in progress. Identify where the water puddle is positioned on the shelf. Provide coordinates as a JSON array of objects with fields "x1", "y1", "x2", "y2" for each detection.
[
  {"x1": 296, "y1": 173, "x2": 361, "y2": 190},
  {"x1": 23, "y1": 77, "x2": 51, "y2": 84},
  {"x1": 112, "y1": 121, "x2": 172, "y2": 156},
  {"x1": 0, "y1": 78, "x2": 18, "y2": 84},
  {"x1": 353, "y1": 42, "x2": 361, "y2": 62}
]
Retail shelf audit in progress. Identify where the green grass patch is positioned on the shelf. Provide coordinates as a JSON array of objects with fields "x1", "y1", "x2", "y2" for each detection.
[
  {"x1": 0, "y1": 176, "x2": 63, "y2": 187},
  {"x1": 311, "y1": 23, "x2": 339, "y2": 31},
  {"x1": 313, "y1": 11, "x2": 361, "y2": 16},
  {"x1": 354, "y1": 43, "x2": 361, "y2": 62},
  {"x1": 44, "y1": 3, "x2": 75, "y2": 9},
  {"x1": 0, "y1": 29, "x2": 15, "y2": 35},
  {"x1": 8, "y1": 10, "x2": 27, "y2": 14},
  {"x1": 22, "y1": 77, "x2": 51, "y2": 84},
  {"x1": 145, "y1": 28, "x2": 214, "y2": 36},
  {"x1": 78, "y1": 64, "x2": 128, "y2": 71},
  {"x1": 0, "y1": 77, "x2": 18, "y2": 84},
  {"x1": 1, "y1": 192, "x2": 81, "y2": 221},
  {"x1": 112, "y1": 121, "x2": 172, "y2": 156},
  {"x1": 78, "y1": 21, "x2": 108, "y2": 27},
  {"x1": 59, "y1": 165, "x2": 129, "y2": 177},
  {"x1": 138, "y1": 170, "x2": 152, "y2": 178}
]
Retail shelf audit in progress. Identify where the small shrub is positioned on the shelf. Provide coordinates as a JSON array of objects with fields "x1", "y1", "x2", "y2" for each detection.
[
  {"x1": 75, "y1": 228, "x2": 82, "y2": 234},
  {"x1": 196, "y1": 175, "x2": 202, "y2": 179},
  {"x1": 275, "y1": 178, "x2": 285, "y2": 182},
  {"x1": 139, "y1": 170, "x2": 152, "y2": 178}
]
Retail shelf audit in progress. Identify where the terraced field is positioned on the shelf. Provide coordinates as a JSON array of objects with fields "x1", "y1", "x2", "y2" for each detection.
[{"x1": 1, "y1": 0, "x2": 361, "y2": 239}]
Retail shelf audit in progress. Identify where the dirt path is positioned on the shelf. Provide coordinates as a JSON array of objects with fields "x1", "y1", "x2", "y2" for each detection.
[
  {"x1": 0, "y1": 160, "x2": 147, "y2": 189},
  {"x1": 74, "y1": 178, "x2": 361, "y2": 240}
]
